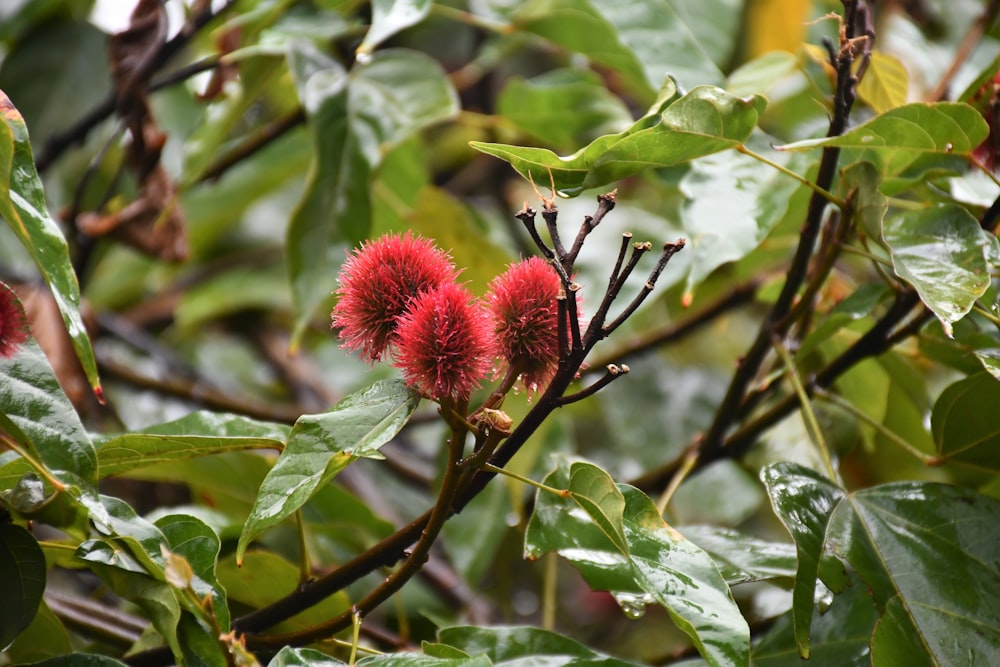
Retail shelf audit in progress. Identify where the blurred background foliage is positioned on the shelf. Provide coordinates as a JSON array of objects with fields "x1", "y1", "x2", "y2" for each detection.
[{"x1": 2, "y1": 0, "x2": 1000, "y2": 664}]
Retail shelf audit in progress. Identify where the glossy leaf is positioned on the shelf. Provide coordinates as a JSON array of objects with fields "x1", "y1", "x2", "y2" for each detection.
[
  {"x1": 438, "y1": 625, "x2": 643, "y2": 666},
  {"x1": 931, "y1": 372, "x2": 1000, "y2": 471},
  {"x1": 824, "y1": 483, "x2": 1000, "y2": 665},
  {"x1": 752, "y1": 571, "x2": 877, "y2": 667},
  {"x1": 156, "y1": 513, "x2": 230, "y2": 631},
  {"x1": 567, "y1": 462, "x2": 629, "y2": 554},
  {"x1": 237, "y1": 380, "x2": 420, "y2": 563},
  {"x1": 268, "y1": 647, "x2": 347, "y2": 666},
  {"x1": 357, "y1": 0, "x2": 431, "y2": 57},
  {"x1": 287, "y1": 46, "x2": 458, "y2": 338},
  {"x1": 0, "y1": 92, "x2": 100, "y2": 394},
  {"x1": 883, "y1": 204, "x2": 990, "y2": 337},
  {"x1": 76, "y1": 538, "x2": 182, "y2": 662},
  {"x1": 526, "y1": 457, "x2": 749, "y2": 666},
  {"x1": 96, "y1": 411, "x2": 289, "y2": 478},
  {"x1": 0, "y1": 337, "x2": 106, "y2": 527},
  {"x1": 0, "y1": 523, "x2": 45, "y2": 649},
  {"x1": 679, "y1": 136, "x2": 809, "y2": 294},
  {"x1": 472, "y1": 85, "x2": 765, "y2": 196},
  {"x1": 358, "y1": 656, "x2": 490, "y2": 667},
  {"x1": 777, "y1": 103, "x2": 987, "y2": 186},
  {"x1": 679, "y1": 525, "x2": 796, "y2": 585},
  {"x1": 857, "y1": 52, "x2": 909, "y2": 114},
  {"x1": 761, "y1": 462, "x2": 845, "y2": 659}
]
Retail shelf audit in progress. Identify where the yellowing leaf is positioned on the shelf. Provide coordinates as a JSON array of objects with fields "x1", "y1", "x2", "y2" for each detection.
[
  {"x1": 746, "y1": 0, "x2": 811, "y2": 57},
  {"x1": 858, "y1": 51, "x2": 909, "y2": 113}
]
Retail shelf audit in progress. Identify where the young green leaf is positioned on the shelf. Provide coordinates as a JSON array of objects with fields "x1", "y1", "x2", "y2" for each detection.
[
  {"x1": 236, "y1": 380, "x2": 420, "y2": 563},
  {"x1": 472, "y1": 85, "x2": 765, "y2": 196},
  {"x1": 356, "y1": 0, "x2": 431, "y2": 57}
]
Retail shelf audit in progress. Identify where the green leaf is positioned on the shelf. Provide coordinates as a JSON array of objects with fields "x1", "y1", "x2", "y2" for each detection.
[
  {"x1": 931, "y1": 372, "x2": 1000, "y2": 471},
  {"x1": 287, "y1": 46, "x2": 458, "y2": 340},
  {"x1": 567, "y1": 462, "x2": 629, "y2": 554},
  {"x1": 513, "y1": 0, "x2": 734, "y2": 97},
  {"x1": 840, "y1": 161, "x2": 888, "y2": 241},
  {"x1": 438, "y1": 625, "x2": 643, "y2": 666},
  {"x1": 356, "y1": 0, "x2": 431, "y2": 57},
  {"x1": 526, "y1": 457, "x2": 749, "y2": 666},
  {"x1": 678, "y1": 526, "x2": 796, "y2": 585},
  {"x1": 268, "y1": 647, "x2": 348, "y2": 666},
  {"x1": 1, "y1": 599, "x2": 72, "y2": 663},
  {"x1": 752, "y1": 570, "x2": 878, "y2": 667},
  {"x1": 0, "y1": 336, "x2": 106, "y2": 528},
  {"x1": 0, "y1": 523, "x2": 46, "y2": 649},
  {"x1": 857, "y1": 52, "x2": 909, "y2": 114},
  {"x1": 76, "y1": 538, "x2": 183, "y2": 662},
  {"x1": 883, "y1": 204, "x2": 991, "y2": 337},
  {"x1": 824, "y1": 483, "x2": 1000, "y2": 665},
  {"x1": 776, "y1": 103, "x2": 988, "y2": 189},
  {"x1": 761, "y1": 462, "x2": 845, "y2": 660},
  {"x1": 358, "y1": 656, "x2": 490, "y2": 667},
  {"x1": 678, "y1": 134, "x2": 811, "y2": 294},
  {"x1": 217, "y1": 551, "x2": 351, "y2": 633},
  {"x1": 0, "y1": 92, "x2": 101, "y2": 395},
  {"x1": 497, "y1": 69, "x2": 634, "y2": 153},
  {"x1": 96, "y1": 411, "x2": 290, "y2": 478},
  {"x1": 237, "y1": 380, "x2": 420, "y2": 563},
  {"x1": 156, "y1": 513, "x2": 230, "y2": 631},
  {"x1": 472, "y1": 85, "x2": 765, "y2": 196}
]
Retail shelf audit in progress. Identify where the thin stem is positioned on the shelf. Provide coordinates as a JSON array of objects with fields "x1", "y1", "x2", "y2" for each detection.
[
  {"x1": 566, "y1": 191, "x2": 618, "y2": 267},
  {"x1": 542, "y1": 208, "x2": 567, "y2": 260},
  {"x1": 566, "y1": 283, "x2": 583, "y2": 352},
  {"x1": 295, "y1": 510, "x2": 311, "y2": 585},
  {"x1": 737, "y1": 145, "x2": 844, "y2": 206},
  {"x1": 585, "y1": 277, "x2": 759, "y2": 371},
  {"x1": 839, "y1": 243, "x2": 893, "y2": 268},
  {"x1": 586, "y1": 242, "x2": 651, "y2": 338},
  {"x1": 656, "y1": 446, "x2": 699, "y2": 516},
  {"x1": 350, "y1": 609, "x2": 362, "y2": 665},
  {"x1": 542, "y1": 553, "x2": 558, "y2": 631},
  {"x1": 556, "y1": 364, "x2": 630, "y2": 406},
  {"x1": 602, "y1": 240, "x2": 687, "y2": 336},
  {"x1": 480, "y1": 463, "x2": 568, "y2": 496},
  {"x1": 815, "y1": 388, "x2": 936, "y2": 464},
  {"x1": 772, "y1": 336, "x2": 840, "y2": 482}
]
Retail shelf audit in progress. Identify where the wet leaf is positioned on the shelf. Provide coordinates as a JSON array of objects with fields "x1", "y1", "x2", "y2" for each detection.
[
  {"x1": 526, "y1": 456, "x2": 749, "y2": 666},
  {"x1": 438, "y1": 625, "x2": 643, "y2": 666},
  {"x1": 472, "y1": 85, "x2": 764, "y2": 196},
  {"x1": 237, "y1": 380, "x2": 420, "y2": 563},
  {"x1": 824, "y1": 483, "x2": 1000, "y2": 665},
  {"x1": 0, "y1": 92, "x2": 101, "y2": 395},
  {"x1": 761, "y1": 462, "x2": 845, "y2": 659},
  {"x1": 679, "y1": 525, "x2": 797, "y2": 585},
  {"x1": 96, "y1": 411, "x2": 289, "y2": 478},
  {"x1": 883, "y1": 204, "x2": 990, "y2": 337}
]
